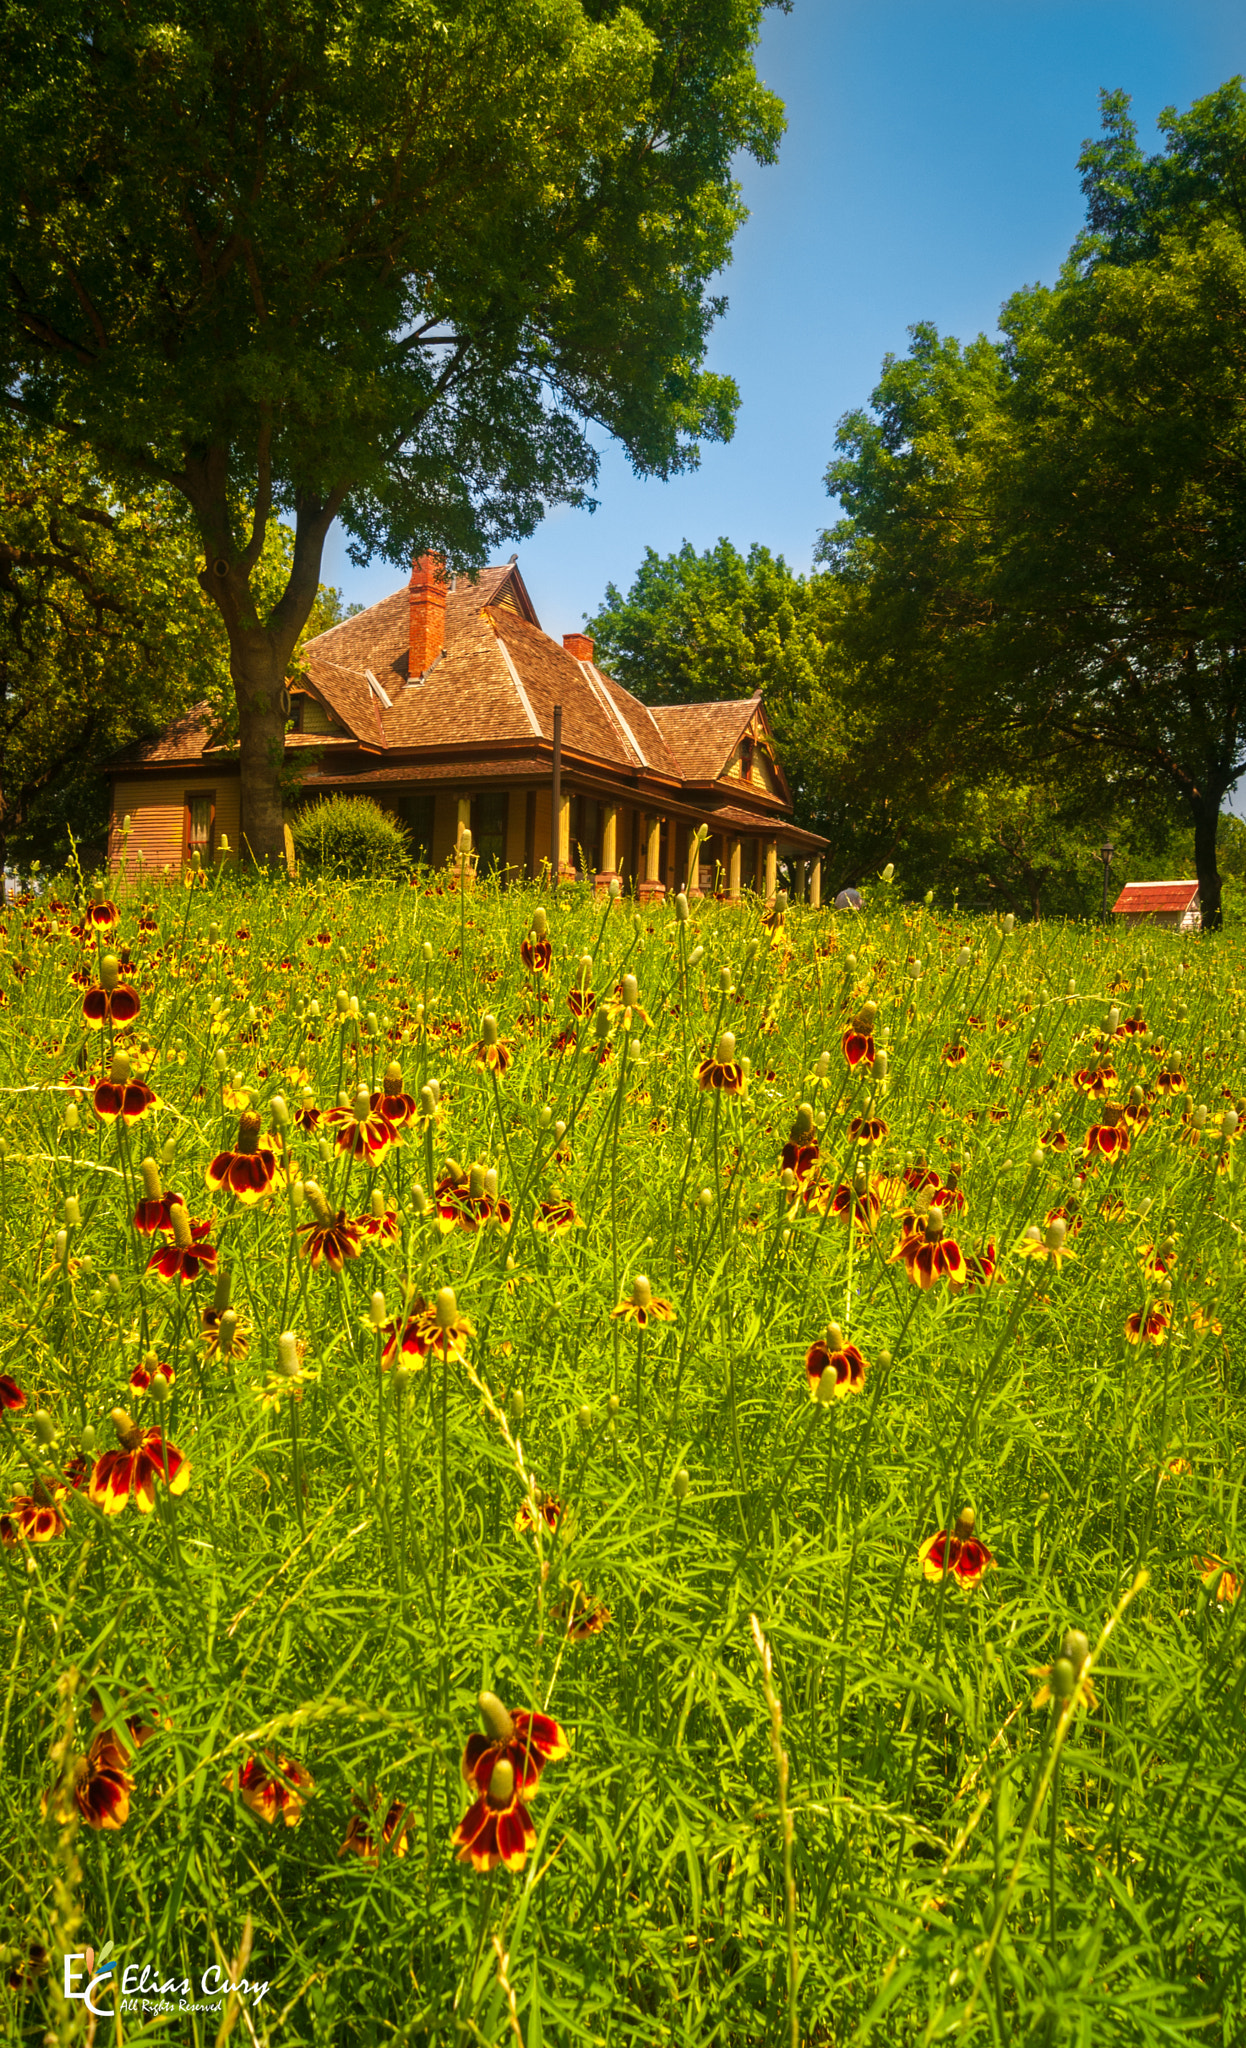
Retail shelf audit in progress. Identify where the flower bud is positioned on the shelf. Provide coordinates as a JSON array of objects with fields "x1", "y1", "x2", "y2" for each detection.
[
  {"x1": 422, "y1": 941, "x2": 433, "y2": 963},
  {"x1": 213, "y1": 1048, "x2": 228, "y2": 1074},
  {"x1": 631, "y1": 1275, "x2": 652, "y2": 1309},
  {"x1": 689, "y1": 945, "x2": 704, "y2": 967},
  {"x1": 621, "y1": 974, "x2": 639, "y2": 1008},
  {"x1": 554, "y1": 1120, "x2": 567, "y2": 1141},
  {"x1": 608, "y1": 877, "x2": 621, "y2": 899},
  {"x1": 577, "y1": 1404, "x2": 593, "y2": 1431},
  {"x1": 80, "y1": 1424, "x2": 97, "y2": 1453},
  {"x1": 607, "y1": 1393, "x2": 620, "y2": 1415},
  {"x1": 675, "y1": 892, "x2": 689, "y2": 923},
  {"x1": 33, "y1": 1408, "x2": 56, "y2": 1446},
  {"x1": 352, "y1": 1086, "x2": 371, "y2": 1123},
  {"x1": 481, "y1": 1013, "x2": 499, "y2": 1045},
  {"x1": 54, "y1": 1229, "x2": 68, "y2": 1263},
  {"x1": 1061, "y1": 1628, "x2": 1090, "y2": 1673},
  {"x1": 508, "y1": 1388, "x2": 524, "y2": 1422},
  {"x1": 746, "y1": 939, "x2": 760, "y2": 964},
  {"x1": 419, "y1": 1084, "x2": 437, "y2": 1119},
  {"x1": 370, "y1": 1289, "x2": 387, "y2": 1331},
  {"x1": 1049, "y1": 1656, "x2": 1077, "y2": 1699},
  {"x1": 826, "y1": 1322, "x2": 845, "y2": 1351},
  {"x1": 435, "y1": 1287, "x2": 458, "y2": 1330},
  {"x1": 64, "y1": 1100, "x2": 81, "y2": 1132},
  {"x1": 880, "y1": 863, "x2": 894, "y2": 883},
  {"x1": 816, "y1": 1367, "x2": 838, "y2": 1404},
  {"x1": 335, "y1": 990, "x2": 349, "y2": 1015},
  {"x1": 308, "y1": 999, "x2": 321, "y2": 1019},
  {"x1": 1003, "y1": 913, "x2": 1015, "y2": 933},
  {"x1": 100, "y1": 953, "x2": 120, "y2": 990},
  {"x1": 957, "y1": 947, "x2": 971, "y2": 968},
  {"x1": 1044, "y1": 1218, "x2": 1067, "y2": 1252},
  {"x1": 672, "y1": 1469, "x2": 690, "y2": 1502},
  {"x1": 716, "y1": 1031, "x2": 736, "y2": 1063},
  {"x1": 277, "y1": 1331, "x2": 300, "y2": 1375},
  {"x1": 1224, "y1": 1109, "x2": 1239, "y2": 1137},
  {"x1": 268, "y1": 1093, "x2": 289, "y2": 1128},
  {"x1": 64, "y1": 1194, "x2": 81, "y2": 1230},
  {"x1": 532, "y1": 907, "x2": 548, "y2": 938},
  {"x1": 1107, "y1": 1006, "x2": 1121, "y2": 1031}
]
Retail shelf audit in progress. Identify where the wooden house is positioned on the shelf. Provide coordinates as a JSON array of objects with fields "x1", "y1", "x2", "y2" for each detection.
[{"x1": 108, "y1": 555, "x2": 828, "y2": 902}]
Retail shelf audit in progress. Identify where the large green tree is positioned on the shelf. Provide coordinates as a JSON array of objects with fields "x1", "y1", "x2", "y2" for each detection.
[
  {"x1": 826, "y1": 82, "x2": 1246, "y2": 928},
  {"x1": 0, "y1": 424, "x2": 225, "y2": 877},
  {"x1": 0, "y1": 0, "x2": 784, "y2": 863}
]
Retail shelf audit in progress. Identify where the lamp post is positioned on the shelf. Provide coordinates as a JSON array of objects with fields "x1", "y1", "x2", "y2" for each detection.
[{"x1": 1100, "y1": 843, "x2": 1115, "y2": 923}]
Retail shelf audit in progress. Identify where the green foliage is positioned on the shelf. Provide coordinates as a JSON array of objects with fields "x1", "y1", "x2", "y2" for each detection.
[
  {"x1": 289, "y1": 795, "x2": 411, "y2": 881},
  {"x1": 0, "y1": 880, "x2": 1243, "y2": 2043},
  {"x1": 0, "y1": 422, "x2": 226, "y2": 867},
  {"x1": 823, "y1": 80, "x2": 1246, "y2": 928},
  {"x1": 0, "y1": 0, "x2": 785, "y2": 855}
]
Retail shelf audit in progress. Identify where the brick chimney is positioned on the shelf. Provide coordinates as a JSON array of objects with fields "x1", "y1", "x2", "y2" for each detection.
[
  {"x1": 563, "y1": 631, "x2": 594, "y2": 663},
  {"x1": 408, "y1": 553, "x2": 447, "y2": 677}
]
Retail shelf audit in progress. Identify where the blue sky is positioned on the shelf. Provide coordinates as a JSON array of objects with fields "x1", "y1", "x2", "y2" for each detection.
[{"x1": 324, "y1": 1, "x2": 1245, "y2": 646}]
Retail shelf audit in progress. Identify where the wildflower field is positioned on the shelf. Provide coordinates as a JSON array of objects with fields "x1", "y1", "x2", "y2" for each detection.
[{"x1": 0, "y1": 869, "x2": 1243, "y2": 2047}]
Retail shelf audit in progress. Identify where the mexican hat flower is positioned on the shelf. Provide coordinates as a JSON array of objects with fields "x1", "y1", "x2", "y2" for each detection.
[
  {"x1": 0, "y1": 1373, "x2": 26, "y2": 1412},
  {"x1": 452, "y1": 1691, "x2": 568, "y2": 1874},
  {"x1": 297, "y1": 1181, "x2": 363, "y2": 1272},
  {"x1": 780, "y1": 1104, "x2": 820, "y2": 1186},
  {"x1": 371, "y1": 1062, "x2": 419, "y2": 1127},
  {"x1": 73, "y1": 1728, "x2": 133, "y2": 1830},
  {"x1": 1125, "y1": 1304, "x2": 1171, "y2": 1347},
  {"x1": 128, "y1": 1354, "x2": 175, "y2": 1396},
  {"x1": 225, "y1": 1751, "x2": 314, "y2": 1827},
  {"x1": 89, "y1": 1409, "x2": 190, "y2": 1515},
  {"x1": 82, "y1": 954, "x2": 140, "y2": 1030},
  {"x1": 92, "y1": 1049, "x2": 155, "y2": 1124},
  {"x1": 355, "y1": 1191, "x2": 400, "y2": 1243},
  {"x1": 339, "y1": 1792, "x2": 409, "y2": 1863},
  {"x1": 696, "y1": 1031, "x2": 746, "y2": 1093},
  {"x1": 435, "y1": 1160, "x2": 511, "y2": 1232},
  {"x1": 0, "y1": 1478, "x2": 68, "y2": 1545},
  {"x1": 146, "y1": 1202, "x2": 216, "y2": 1283},
  {"x1": 325, "y1": 1087, "x2": 398, "y2": 1162},
  {"x1": 803, "y1": 1323, "x2": 868, "y2": 1398},
  {"x1": 205, "y1": 1110, "x2": 279, "y2": 1203},
  {"x1": 1084, "y1": 1110, "x2": 1131, "y2": 1163},
  {"x1": 473, "y1": 1013, "x2": 513, "y2": 1073},
  {"x1": 841, "y1": 1002, "x2": 877, "y2": 1069},
  {"x1": 919, "y1": 1507, "x2": 994, "y2": 1586},
  {"x1": 84, "y1": 883, "x2": 120, "y2": 934},
  {"x1": 133, "y1": 1157, "x2": 184, "y2": 1234},
  {"x1": 612, "y1": 1274, "x2": 675, "y2": 1329},
  {"x1": 895, "y1": 1206, "x2": 967, "y2": 1289},
  {"x1": 520, "y1": 931, "x2": 552, "y2": 976}
]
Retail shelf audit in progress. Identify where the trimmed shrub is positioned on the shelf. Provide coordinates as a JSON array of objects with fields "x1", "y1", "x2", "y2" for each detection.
[{"x1": 289, "y1": 796, "x2": 411, "y2": 879}]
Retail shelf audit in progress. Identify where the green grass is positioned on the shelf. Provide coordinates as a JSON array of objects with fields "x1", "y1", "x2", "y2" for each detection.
[{"x1": 0, "y1": 870, "x2": 1243, "y2": 2046}]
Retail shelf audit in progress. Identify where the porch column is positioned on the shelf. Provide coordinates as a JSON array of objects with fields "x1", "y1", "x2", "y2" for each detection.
[
  {"x1": 596, "y1": 802, "x2": 622, "y2": 896},
  {"x1": 638, "y1": 811, "x2": 666, "y2": 904},
  {"x1": 556, "y1": 791, "x2": 572, "y2": 878},
  {"x1": 810, "y1": 856, "x2": 823, "y2": 910},
  {"x1": 796, "y1": 858, "x2": 808, "y2": 903},
  {"x1": 455, "y1": 796, "x2": 476, "y2": 887},
  {"x1": 754, "y1": 840, "x2": 765, "y2": 895},
  {"x1": 764, "y1": 838, "x2": 778, "y2": 909},
  {"x1": 727, "y1": 837, "x2": 743, "y2": 903}
]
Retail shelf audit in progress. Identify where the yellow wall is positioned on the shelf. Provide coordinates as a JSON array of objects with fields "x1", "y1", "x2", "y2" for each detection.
[{"x1": 109, "y1": 776, "x2": 240, "y2": 881}]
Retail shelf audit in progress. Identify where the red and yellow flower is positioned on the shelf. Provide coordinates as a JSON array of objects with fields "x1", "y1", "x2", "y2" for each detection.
[
  {"x1": 73, "y1": 1728, "x2": 133, "y2": 1830},
  {"x1": 919, "y1": 1507, "x2": 994, "y2": 1586},
  {"x1": 89, "y1": 1409, "x2": 190, "y2": 1515},
  {"x1": 339, "y1": 1792, "x2": 409, "y2": 1862},
  {"x1": 697, "y1": 1030, "x2": 746, "y2": 1092},
  {"x1": 92, "y1": 1050, "x2": 156, "y2": 1124},
  {"x1": 452, "y1": 1691, "x2": 568, "y2": 1874},
  {"x1": 225, "y1": 1751, "x2": 314, "y2": 1827},
  {"x1": 1, "y1": 1478, "x2": 68, "y2": 1545},
  {"x1": 895, "y1": 1207, "x2": 967, "y2": 1288},
  {"x1": 611, "y1": 1275, "x2": 675, "y2": 1328},
  {"x1": 146, "y1": 1203, "x2": 217, "y2": 1284},
  {"x1": 324, "y1": 1089, "x2": 399, "y2": 1162},
  {"x1": 1125, "y1": 1304, "x2": 1170, "y2": 1347},
  {"x1": 205, "y1": 1110, "x2": 279, "y2": 1203},
  {"x1": 803, "y1": 1325, "x2": 868, "y2": 1398},
  {"x1": 297, "y1": 1182, "x2": 363, "y2": 1271},
  {"x1": 81, "y1": 954, "x2": 140, "y2": 1030}
]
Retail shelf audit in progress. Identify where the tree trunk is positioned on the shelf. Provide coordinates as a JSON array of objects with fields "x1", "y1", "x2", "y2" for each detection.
[
  {"x1": 1191, "y1": 796, "x2": 1224, "y2": 933},
  {"x1": 232, "y1": 636, "x2": 291, "y2": 867}
]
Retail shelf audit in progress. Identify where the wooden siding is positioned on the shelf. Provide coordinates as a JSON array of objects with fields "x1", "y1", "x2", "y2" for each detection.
[
  {"x1": 109, "y1": 776, "x2": 240, "y2": 881},
  {"x1": 431, "y1": 790, "x2": 458, "y2": 867}
]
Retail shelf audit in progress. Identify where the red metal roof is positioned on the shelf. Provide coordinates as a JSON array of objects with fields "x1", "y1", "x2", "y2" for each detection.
[{"x1": 1112, "y1": 881, "x2": 1199, "y2": 915}]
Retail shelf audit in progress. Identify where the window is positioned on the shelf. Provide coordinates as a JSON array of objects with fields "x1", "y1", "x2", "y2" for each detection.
[
  {"x1": 185, "y1": 790, "x2": 215, "y2": 863},
  {"x1": 471, "y1": 791, "x2": 509, "y2": 877},
  {"x1": 740, "y1": 734, "x2": 755, "y2": 781},
  {"x1": 392, "y1": 791, "x2": 435, "y2": 862}
]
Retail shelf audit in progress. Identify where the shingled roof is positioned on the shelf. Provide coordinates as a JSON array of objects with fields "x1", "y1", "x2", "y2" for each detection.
[
  {"x1": 1112, "y1": 881, "x2": 1200, "y2": 915},
  {"x1": 652, "y1": 699, "x2": 759, "y2": 782}
]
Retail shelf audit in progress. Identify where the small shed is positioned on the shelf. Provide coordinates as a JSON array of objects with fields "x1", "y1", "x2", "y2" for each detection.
[{"x1": 1111, "y1": 880, "x2": 1201, "y2": 932}]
